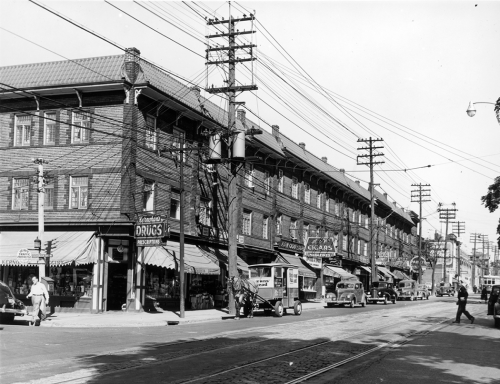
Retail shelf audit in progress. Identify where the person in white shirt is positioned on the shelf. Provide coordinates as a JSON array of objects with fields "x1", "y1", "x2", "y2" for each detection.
[{"x1": 27, "y1": 276, "x2": 49, "y2": 326}]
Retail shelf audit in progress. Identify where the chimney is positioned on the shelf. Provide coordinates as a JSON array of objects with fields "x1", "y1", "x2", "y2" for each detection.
[
  {"x1": 339, "y1": 169, "x2": 345, "y2": 173},
  {"x1": 124, "y1": 47, "x2": 141, "y2": 83},
  {"x1": 355, "y1": 180, "x2": 360, "y2": 185},
  {"x1": 191, "y1": 86, "x2": 201, "y2": 97},
  {"x1": 321, "y1": 157, "x2": 328, "y2": 163},
  {"x1": 237, "y1": 109, "x2": 246, "y2": 127},
  {"x1": 393, "y1": 201, "x2": 397, "y2": 206},
  {"x1": 272, "y1": 125, "x2": 280, "y2": 138},
  {"x1": 299, "y1": 142, "x2": 306, "y2": 150},
  {"x1": 383, "y1": 193, "x2": 388, "y2": 199}
]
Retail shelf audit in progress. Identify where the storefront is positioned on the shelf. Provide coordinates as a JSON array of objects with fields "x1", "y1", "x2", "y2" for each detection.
[{"x1": 277, "y1": 253, "x2": 318, "y2": 301}]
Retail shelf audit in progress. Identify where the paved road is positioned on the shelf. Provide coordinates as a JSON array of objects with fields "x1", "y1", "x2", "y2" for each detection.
[{"x1": 1, "y1": 296, "x2": 497, "y2": 384}]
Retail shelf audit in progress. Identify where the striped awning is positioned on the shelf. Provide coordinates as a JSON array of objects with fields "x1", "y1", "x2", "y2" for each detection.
[
  {"x1": 277, "y1": 253, "x2": 317, "y2": 278},
  {"x1": 325, "y1": 266, "x2": 358, "y2": 280}
]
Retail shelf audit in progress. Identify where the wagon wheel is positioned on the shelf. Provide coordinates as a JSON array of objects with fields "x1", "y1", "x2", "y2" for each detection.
[
  {"x1": 293, "y1": 300, "x2": 302, "y2": 315},
  {"x1": 274, "y1": 301, "x2": 284, "y2": 317}
]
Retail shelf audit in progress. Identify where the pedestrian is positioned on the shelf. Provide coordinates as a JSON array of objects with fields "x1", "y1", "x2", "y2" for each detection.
[
  {"x1": 26, "y1": 276, "x2": 49, "y2": 326},
  {"x1": 481, "y1": 286, "x2": 488, "y2": 303},
  {"x1": 452, "y1": 285, "x2": 474, "y2": 324}
]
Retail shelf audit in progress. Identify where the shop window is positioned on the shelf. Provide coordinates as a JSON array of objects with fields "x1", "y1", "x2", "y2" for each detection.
[
  {"x1": 264, "y1": 171, "x2": 270, "y2": 195},
  {"x1": 15, "y1": 115, "x2": 31, "y2": 146},
  {"x1": 278, "y1": 169, "x2": 284, "y2": 193},
  {"x1": 304, "y1": 183, "x2": 310, "y2": 204},
  {"x1": 302, "y1": 277, "x2": 316, "y2": 292},
  {"x1": 44, "y1": 183, "x2": 54, "y2": 209},
  {"x1": 12, "y1": 178, "x2": 29, "y2": 210},
  {"x1": 170, "y1": 197, "x2": 180, "y2": 220},
  {"x1": 44, "y1": 112, "x2": 56, "y2": 145},
  {"x1": 263, "y1": 216, "x2": 269, "y2": 239},
  {"x1": 70, "y1": 176, "x2": 88, "y2": 209},
  {"x1": 292, "y1": 177, "x2": 298, "y2": 198},
  {"x1": 276, "y1": 214, "x2": 283, "y2": 235},
  {"x1": 199, "y1": 200, "x2": 211, "y2": 226},
  {"x1": 145, "y1": 115, "x2": 157, "y2": 150},
  {"x1": 72, "y1": 111, "x2": 90, "y2": 143},
  {"x1": 143, "y1": 180, "x2": 155, "y2": 212},
  {"x1": 242, "y1": 210, "x2": 252, "y2": 235}
]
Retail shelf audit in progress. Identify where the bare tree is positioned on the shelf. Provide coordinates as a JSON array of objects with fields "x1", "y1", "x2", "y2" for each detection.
[{"x1": 423, "y1": 236, "x2": 444, "y2": 295}]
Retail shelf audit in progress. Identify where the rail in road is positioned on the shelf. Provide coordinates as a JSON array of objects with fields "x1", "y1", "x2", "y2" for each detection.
[{"x1": 5, "y1": 301, "x2": 482, "y2": 384}]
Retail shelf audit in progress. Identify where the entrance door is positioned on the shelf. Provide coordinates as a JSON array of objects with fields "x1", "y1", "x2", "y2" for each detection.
[{"x1": 107, "y1": 263, "x2": 128, "y2": 310}]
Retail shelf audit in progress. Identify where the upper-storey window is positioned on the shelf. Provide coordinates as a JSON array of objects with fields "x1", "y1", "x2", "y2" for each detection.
[
  {"x1": 292, "y1": 177, "x2": 298, "y2": 199},
  {"x1": 70, "y1": 176, "x2": 88, "y2": 209},
  {"x1": 316, "y1": 191, "x2": 322, "y2": 209},
  {"x1": 12, "y1": 178, "x2": 29, "y2": 210},
  {"x1": 263, "y1": 216, "x2": 269, "y2": 239},
  {"x1": 290, "y1": 219, "x2": 298, "y2": 240},
  {"x1": 143, "y1": 180, "x2": 155, "y2": 212},
  {"x1": 304, "y1": 183, "x2": 310, "y2": 204},
  {"x1": 242, "y1": 211, "x2": 252, "y2": 235},
  {"x1": 276, "y1": 214, "x2": 283, "y2": 235},
  {"x1": 173, "y1": 128, "x2": 187, "y2": 163},
  {"x1": 244, "y1": 164, "x2": 254, "y2": 187},
  {"x1": 334, "y1": 201, "x2": 340, "y2": 216},
  {"x1": 72, "y1": 111, "x2": 90, "y2": 143},
  {"x1": 145, "y1": 115, "x2": 156, "y2": 150},
  {"x1": 44, "y1": 112, "x2": 56, "y2": 145},
  {"x1": 264, "y1": 171, "x2": 270, "y2": 195},
  {"x1": 44, "y1": 183, "x2": 54, "y2": 209},
  {"x1": 199, "y1": 200, "x2": 211, "y2": 226},
  {"x1": 325, "y1": 194, "x2": 330, "y2": 212},
  {"x1": 15, "y1": 115, "x2": 31, "y2": 146},
  {"x1": 278, "y1": 170, "x2": 284, "y2": 193}
]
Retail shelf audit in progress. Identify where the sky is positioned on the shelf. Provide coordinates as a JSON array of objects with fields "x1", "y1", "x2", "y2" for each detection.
[{"x1": 1, "y1": 0, "x2": 499, "y2": 257}]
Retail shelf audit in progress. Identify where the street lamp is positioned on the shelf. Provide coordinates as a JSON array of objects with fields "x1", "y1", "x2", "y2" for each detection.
[{"x1": 466, "y1": 99, "x2": 500, "y2": 126}]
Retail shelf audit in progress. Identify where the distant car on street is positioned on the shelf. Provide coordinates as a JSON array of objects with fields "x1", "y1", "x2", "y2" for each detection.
[
  {"x1": 397, "y1": 279, "x2": 423, "y2": 301},
  {"x1": 0, "y1": 280, "x2": 27, "y2": 323},
  {"x1": 366, "y1": 281, "x2": 398, "y2": 304},
  {"x1": 417, "y1": 284, "x2": 431, "y2": 300},
  {"x1": 436, "y1": 282, "x2": 455, "y2": 297},
  {"x1": 325, "y1": 281, "x2": 367, "y2": 308},
  {"x1": 487, "y1": 284, "x2": 500, "y2": 328}
]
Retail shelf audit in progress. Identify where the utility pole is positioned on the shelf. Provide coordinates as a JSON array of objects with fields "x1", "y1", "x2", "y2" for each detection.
[
  {"x1": 411, "y1": 183, "x2": 431, "y2": 283},
  {"x1": 438, "y1": 203, "x2": 457, "y2": 284},
  {"x1": 357, "y1": 138, "x2": 384, "y2": 286},
  {"x1": 452, "y1": 221, "x2": 465, "y2": 278},
  {"x1": 206, "y1": 4, "x2": 257, "y2": 316},
  {"x1": 33, "y1": 158, "x2": 48, "y2": 278},
  {"x1": 470, "y1": 233, "x2": 482, "y2": 289}
]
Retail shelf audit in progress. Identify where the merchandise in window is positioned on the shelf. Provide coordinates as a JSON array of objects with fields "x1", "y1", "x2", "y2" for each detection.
[
  {"x1": 15, "y1": 115, "x2": 31, "y2": 146},
  {"x1": 72, "y1": 111, "x2": 90, "y2": 143},
  {"x1": 70, "y1": 176, "x2": 88, "y2": 209},
  {"x1": 12, "y1": 178, "x2": 29, "y2": 210}
]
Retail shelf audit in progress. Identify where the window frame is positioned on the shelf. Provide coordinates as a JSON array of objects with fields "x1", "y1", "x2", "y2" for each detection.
[
  {"x1": 242, "y1": 210, "x2": 252, "y2": 235},
  {"x1": 44, "y1": 183, "x2": 54, "y2": 210},
  {"x1": 14, "y1": 115, "x2": 31, "y2": 147},
  {"x1": 199, "y1": 199, "x2": 212, "y2": 227},
  {"x1": 304, "y1": 183, "x2": 310, "y2": 204},
  {"x1": 71, "y1": 110, "x2": 90, "y2": 144},
  {"x1": 276, "y1": 214, "x2": 283, "y2": 235},
  {"x1": 244, "y1": 163, "x2": 254, "y2": 187},
  {"x1": 170, "y1": 197, "x2": 180, "y2": 220},
  {"x1": 145, "y1": 115, "x2": 157, "y2": 150},
  {"x1": 264, "y1": 171, "x2": 270, "y2": 195},
  {"x1": 12, "y1": 178, "x2": 29, "y2": 210},
  {"x1": 278, "y1": 170, "x2": 284, "y2": 193},
  {"x1": 44, "y1": 112, "x2": 56, "y2": 145},
  {"x1": 316, "y1": 191, "x2": 322, "y2": 209},
  {"x1": 173, "y1": 128, "x2": 187, "y2": 163},
  {"x1": 143, "y1": 179, "x2": 155, "y2": 213},
  {"x1": 290, "y1": 219, "x2": 297, "y2": 240},
  {"x1": 70, "y1": 176, "x2": 89, "y2": 209},
  {"x1": 263, "y1": 216, "x2": 269, "y2": 239},
  {"x1": 325, "y1": 194, "x2": 330, "y2": 212},
  {"x1": 291, "y1": 177, "x2": 298, "y2": 199}
]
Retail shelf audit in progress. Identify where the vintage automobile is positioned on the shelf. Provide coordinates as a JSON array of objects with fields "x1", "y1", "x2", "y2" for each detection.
[
  {"x1": 324, "y1": 280, "x2": 367, "y2": 308},
  {"x1": 436, "y1": 282, "x2": 455, "y2": 297},
  {"x1": 0, "y1": 280, "x2": 27, "y2": 323},
  {"x1": 417, "y1": 284, "x2": 431, "y2": 300},
  {"x1": 366, "y1": 281, "x2": 398, "y2": 304},
  {"x1": 397, "y1": 279, "x2": 423, "y2": 301},
  {"x1": 487, "y1": 284, "x2": 500, "y2": 328}
]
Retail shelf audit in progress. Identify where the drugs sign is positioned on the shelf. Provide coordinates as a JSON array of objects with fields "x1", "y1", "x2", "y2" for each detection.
[{"x1": 134, "y1": 215, "x2": 169, "y2": 247}]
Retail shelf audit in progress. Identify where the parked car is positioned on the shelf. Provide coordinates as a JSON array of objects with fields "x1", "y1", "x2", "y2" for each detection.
[
  {"x1": 325, "y1": 280, "x2": 367, "y2": 308},
  {"x1": 0, "y1": 280, "x2": 27, "y2": 323},
  {"x1": 366, "y1": 281, "x2": 398, "y2": 304},
  {"x1": 436, "y1": 282, "x2": 455, "y2": 297},
  {"x1": 397, "y1": 279, "x2": 423, "y2": 301},
  {"x1": 487, "y1": 284, "x2": 500, "y2": 328},
  {"x1": 417, "y1": 284, "x2": 430, "y2": 300}
]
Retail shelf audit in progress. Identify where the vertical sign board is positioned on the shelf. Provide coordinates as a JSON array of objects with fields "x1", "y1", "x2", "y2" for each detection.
[
  {"x1": 303, "y1": 237, "x2": 337, "y2": 269},
  {"x1": 134, "y1": 215, "x2": 170, "y2": 247}
]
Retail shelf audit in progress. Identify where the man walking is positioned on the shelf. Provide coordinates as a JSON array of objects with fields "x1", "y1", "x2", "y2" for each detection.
[
  {"x1": 452, "y1": 285, "x2": 474, "y2": 324},
  {"x1": 26, "y1": 276, "x2": 49, "y2": 326}
]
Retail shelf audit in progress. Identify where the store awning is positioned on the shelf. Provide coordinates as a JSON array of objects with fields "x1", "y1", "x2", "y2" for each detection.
[
  {"x1": 359, "y1": 266, "x2": 386, "y2": 280},
  {"x1": 378, "y1": 267, "x2": 397, "y2": 279},
  {"x1": 142, "y1": 243, "x2": 220, "y2": 275},
  {"x1": 324, "y1": 266, "x2": 358, "y2": 280},
  {"x1": 392, "y1": 270, "x2": 411, "y2": 280},
  {"x1": 278, "y1": 253, "x2": 317, "y2": 278},
  {"x1": 198, "y1": 246, "x2": 249, "y2": 275},
  {"x1": 0, "y1": 231, "x2": 97, "y2": 266},
  {"x1": 360, "y1": 266, "x2": 372, "y2": 273}
]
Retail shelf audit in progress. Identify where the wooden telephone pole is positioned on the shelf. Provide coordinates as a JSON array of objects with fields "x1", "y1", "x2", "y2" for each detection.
[
  {"x1": 451, "y1": 221, "x2": 465, "y2": 278},
  {"x1": 438, "y1": 203, "x2": 457, "y2": 283},
  {"x1": 206, "y1": 3, "x2": 257, "y2": 316},
  {"x1": 411, "y1": 183, "x2": 431, "y2": 283},
  {"x1": 357, "y1": 138, "x2": 384, "y2": 286}
]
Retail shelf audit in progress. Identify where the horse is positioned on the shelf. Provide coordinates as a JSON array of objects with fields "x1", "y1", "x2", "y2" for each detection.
[{"x1": 227, "y1": 275, "x2": 259, "y2": 320}]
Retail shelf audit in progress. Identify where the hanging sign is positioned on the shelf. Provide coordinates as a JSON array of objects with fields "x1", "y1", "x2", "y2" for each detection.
[
  {"x1": 135, "y1": 215, "x2": 169, "y2": 247},
  {"x1": 302, "y1": 255, "x2": 322, "y2": 269},
  {"x1": 410, "y1": 256, "x2": 426, "y2": 272},
  {"x1": 304, "y1": 237, "x2": 337, "y2": 258}
]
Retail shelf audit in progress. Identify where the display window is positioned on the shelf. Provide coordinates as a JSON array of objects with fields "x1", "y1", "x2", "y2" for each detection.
[
  {"x1": 145, "y1": 265, "x2": 178, "y2": 299},
  {"x1": 49, "y1": 266, "x2": 93, "y2": 298},
  {"x1": 302, "y1": 277, "x2": 317, "y2": 292}
]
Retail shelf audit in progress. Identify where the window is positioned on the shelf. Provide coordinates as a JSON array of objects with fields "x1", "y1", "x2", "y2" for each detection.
[
  {"x1": 44, "y1": 112, "x2": 56, "y2": 145},
  {"x1": 334, "y1": 201, "x2": 340, "y2": 216},
  {"x1": 170, "y1": 198, "x2": 180, "y2": 219},
  {"x1": 173, "y1": 128, "x2": 186, "y2": 163},
  {"x1": 145, "y1": 115, "x2": 156, "y2": 150},
  {"x1": 290, "y1": 219, "x2": 297, "y2": 239},
  {"x1": 276, "y1": 214, "x2": 282, "y2": 235},
  {"x1": 325, "y1": 194, "x2": 330, "y2": 212},
  {"x1": 143, "y1": 180, "x2": 155, "y2": 212},
  {"x1": 263, "y1": 216, "x2": 269, "y2": 239},
  {"x1": 315, "y1": 226, "x2": 321, "y2": 237},
  {"x1": 70, "y1": 176, "x2": 88, "y2": 209},
  {"x1": 15, "y1": 115, "x2": 31, "y2": 146},
  {"x1": 44, "y1": 183, "x2": 54, "y2": 209},
  {"x1": 304, "y1": 183, "x2": 310, "y2": 204},
  {"x1": 358, "y1": 213, "x2": 362, "y2": 225},
  {"x1": 357, "y1": 239, "x2": 361, "y2": 255},
  {"x1": 278, "y1": 170, "x2": 284, "y2": 193},
  {"x1": 12, "y1": 178, "x2": 29, "y2": 210},
  {"x1": 324, "y1": 229, "x2": 329, "y2": 238},
  {"x1": 292, "y1": 177, "x2": 298, "y2": 198},
  {"x1": 264, "y1": 171, "x2": 270, "y2": 195},
  {"x1": 244, "y1": 164, "x2": 254, "y2": 187},
  {"x1": 199, "y1": 200, "x2": 211, "y2": 226},
  {"x1": 72, "y1": 111, "x2": 90, "y2": 143},
  {"x1": 303, "y1": 223, "x2": 310, "y2": 243},
  {"x1": 316, "y1": 191, "x2": 322, "y2": 209},
  {"x1": 242, "y1": 211, "x2": 252, "y2": 235},
  {"x1": 352, "y1": 210, "x2": 356, "y2": 223},
  {"x1": 342, "y1": 234, "x2": 347, "y2": 251}
]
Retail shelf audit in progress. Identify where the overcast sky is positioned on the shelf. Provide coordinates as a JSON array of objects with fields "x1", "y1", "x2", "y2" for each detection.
[{"x1": 1, "y1": 0, "x2": 499, "y2": 256}]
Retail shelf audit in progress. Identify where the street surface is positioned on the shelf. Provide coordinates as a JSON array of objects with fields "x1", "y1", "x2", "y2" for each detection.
[{"x1": 1, "y1": 295, "x2": 498, "y2": 384}]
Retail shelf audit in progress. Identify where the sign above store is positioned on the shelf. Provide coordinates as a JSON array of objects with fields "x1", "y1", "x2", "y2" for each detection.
[
  {"x1": 304, "y1": 237, "x2": 337, "y2": 258},
  {"x1": 410, "y1": 256, "x2": 426, "y2": 272},
  {"x1": 17, "y1": 248, "x2": 32, "y2": 259},
  {"x1": 135, "y1": 215, "x2": 169, "y2": 247},
  {"x1": 278, "y1": 239, "x2": 304, "y2": 253}
]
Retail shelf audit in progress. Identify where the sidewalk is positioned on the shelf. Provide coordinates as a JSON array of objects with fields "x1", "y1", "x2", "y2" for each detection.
[{"x1": 23, "y1": 301, "x2": 326, "y2": 328}]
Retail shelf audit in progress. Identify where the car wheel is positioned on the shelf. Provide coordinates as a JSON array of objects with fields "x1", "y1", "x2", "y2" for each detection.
[
  {"x1": 274, "y1": 301, "x2": 284, "y2": 317},
  {"x1": 349, "y1": 299, "x2": 355, "y2": 308},
  {"x1": 293, "y1": 300, "x2": 302, "y2": 316}
]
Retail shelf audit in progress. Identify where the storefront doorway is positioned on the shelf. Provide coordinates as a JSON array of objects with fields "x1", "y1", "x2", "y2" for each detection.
[{"x1": 107, "y1": 263, "x2": 128, "y2": 310}]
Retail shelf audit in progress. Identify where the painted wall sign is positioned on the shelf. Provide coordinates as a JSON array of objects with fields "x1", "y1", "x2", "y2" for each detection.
[
  {"x1": 304, "y1": 237, "x2": 337, "y2": 259},
  {"x1": 278, "y1": 240, "x2": 305, "y2": 253}
]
